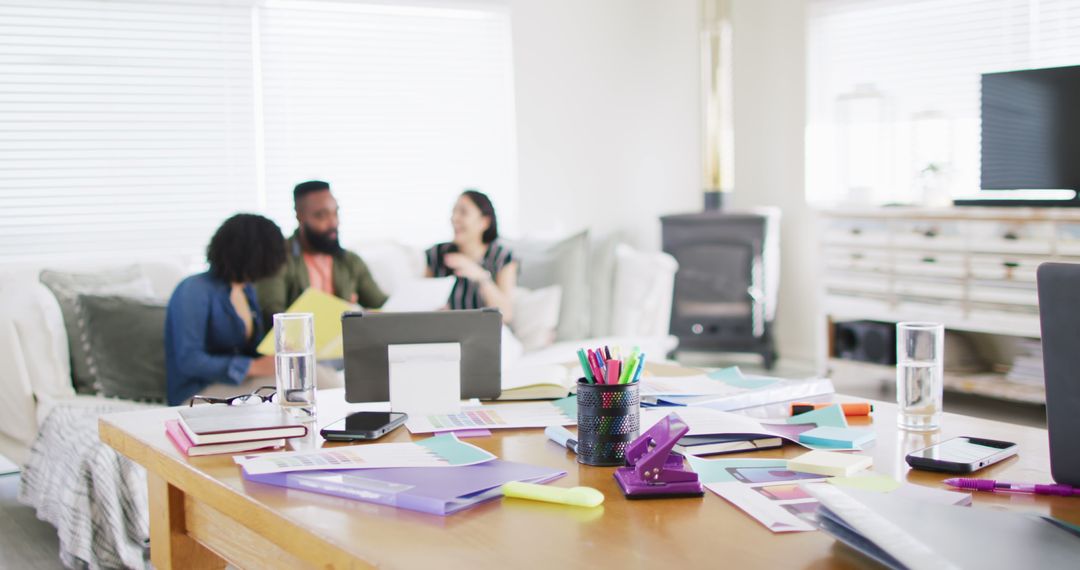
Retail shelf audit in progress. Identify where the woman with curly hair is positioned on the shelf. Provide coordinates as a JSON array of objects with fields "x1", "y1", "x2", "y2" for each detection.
[{"x1": 164, "y1": 213, "x2": 287, "y2": 405}]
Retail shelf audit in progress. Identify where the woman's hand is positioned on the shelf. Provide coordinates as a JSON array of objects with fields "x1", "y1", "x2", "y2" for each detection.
[{"x1": 444, "y1": 252, "x2": 491, "y2": 283}]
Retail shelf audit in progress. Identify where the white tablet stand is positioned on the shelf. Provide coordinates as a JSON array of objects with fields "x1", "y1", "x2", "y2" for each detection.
[{"x1": 388, "y1": 342, "x2": 462, "y2": 416}]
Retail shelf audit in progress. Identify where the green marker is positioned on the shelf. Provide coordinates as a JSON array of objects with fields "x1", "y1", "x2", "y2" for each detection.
[{"x1": 576, "y1": 348, "x2": 594, "y2": 383}]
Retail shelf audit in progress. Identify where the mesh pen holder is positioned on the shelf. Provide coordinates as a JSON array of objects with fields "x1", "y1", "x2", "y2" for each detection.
[{"x1": 575, "y1": 378, "x2": 640, "y2": 466}]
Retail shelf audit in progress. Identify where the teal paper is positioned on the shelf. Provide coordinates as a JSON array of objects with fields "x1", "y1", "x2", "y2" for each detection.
[
  {"x1": 552, "y1": 395, "x2": 577, "y2": 419},
  {"x1": 708, "y1": 366, "x2": 780, "y2": 390},
  {"x1": 687, "y1": 456, "x2": 788, "y2": 484},
  {"x1": 787, "y1": 403, "x2": 848, "y2": 428},
  {"x1": 798, "y1": 426, "x2": 875, "y2": 448},
  {"x1": 416, "y1": 434, "x2": 493, "y2": 466}
]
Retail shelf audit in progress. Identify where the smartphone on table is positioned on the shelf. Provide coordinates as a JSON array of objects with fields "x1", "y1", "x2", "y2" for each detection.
[
  {"x1": 905, "y1": 436, "x2": 1018, "y2": 473},
  {"x1": 320, "y1": 411, "x2": 408, "y2": 441}
]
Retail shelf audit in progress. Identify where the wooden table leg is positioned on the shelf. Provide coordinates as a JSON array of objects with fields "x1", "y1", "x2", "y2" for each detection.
[{"x1": 148, "y1": 472, "x2": 227, "y2": 570}]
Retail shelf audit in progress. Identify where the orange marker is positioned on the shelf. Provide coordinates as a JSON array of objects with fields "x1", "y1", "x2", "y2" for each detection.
[{"x1": 790, "y1": 402, "x2": 874, "y2": 417}]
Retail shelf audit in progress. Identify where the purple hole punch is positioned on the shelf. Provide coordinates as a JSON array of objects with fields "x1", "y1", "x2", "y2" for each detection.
[{"x1": 614, "y1": 412, "x2": 705, "y2": 499}]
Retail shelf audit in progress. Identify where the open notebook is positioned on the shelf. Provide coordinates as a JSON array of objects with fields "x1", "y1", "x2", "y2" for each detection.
[{"x1": 497, "y1": 363, "x2": 575, "y2": 400}]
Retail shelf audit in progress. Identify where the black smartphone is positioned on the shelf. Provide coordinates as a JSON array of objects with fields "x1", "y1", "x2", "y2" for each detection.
[
  {"x1": 320, "y1": 411, "x2": 408, "y2": 441},
  {"x1": 905, "y1": 436, "x2": 1018, "y2": 473}
]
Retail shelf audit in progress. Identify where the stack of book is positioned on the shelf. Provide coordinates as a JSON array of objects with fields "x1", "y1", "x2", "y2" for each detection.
[{"x1": 166, "y1": 404, "x2": 308, "y2": 457}]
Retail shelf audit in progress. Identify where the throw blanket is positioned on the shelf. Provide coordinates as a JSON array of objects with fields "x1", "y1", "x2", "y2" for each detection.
[{"x1": 19, "y1": 400, "x2": 156, "y2": 569}]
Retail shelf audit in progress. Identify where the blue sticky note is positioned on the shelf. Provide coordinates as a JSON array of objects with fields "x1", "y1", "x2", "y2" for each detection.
[
  {"x1": 798, "y1": 426, "x2": 875, "y2": 448},
  {"x1": 787, "y1": 404, "x2": 848, "y2": 428},
  {"x1": 551, "y1": 395, "x2": 577, "y2": 419},
  {"x1": 687, "y1": 456, "x2": 788, "y2": 484},
  {"x1": 707, "y1": 367, "x2": 779, "y2": 390}
]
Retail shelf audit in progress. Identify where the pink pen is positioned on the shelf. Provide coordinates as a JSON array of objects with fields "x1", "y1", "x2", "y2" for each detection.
[{"x1": 943, "y1": 478, "x2": 1080, "y2": 497}]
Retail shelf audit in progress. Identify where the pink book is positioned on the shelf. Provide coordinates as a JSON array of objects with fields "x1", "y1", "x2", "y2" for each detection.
[{"x1": 165, "y1": 419, "x2": 284, "y2": 457}]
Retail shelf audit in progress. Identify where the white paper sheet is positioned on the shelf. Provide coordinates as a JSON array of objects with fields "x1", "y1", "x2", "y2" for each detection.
[{"x1": 382, "y1": 277, "x2": 456, "y2": 312}]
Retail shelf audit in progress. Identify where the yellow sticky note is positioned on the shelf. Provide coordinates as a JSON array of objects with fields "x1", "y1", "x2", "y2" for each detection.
[
  {"x1": 828, "y1": 473, "x2": 902, "y2": 493},
  {"x1": 256, "y1": 288, "x2": 358, "y2": 359}
]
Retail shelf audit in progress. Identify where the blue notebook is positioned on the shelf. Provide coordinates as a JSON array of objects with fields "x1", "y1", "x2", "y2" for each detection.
[{"x1": 243, "y1": 459, "x2": 565, "y2": 516}]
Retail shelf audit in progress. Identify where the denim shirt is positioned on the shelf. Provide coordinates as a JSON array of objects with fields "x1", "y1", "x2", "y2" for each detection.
[{"x1": 164, "y1": 272, "x2": 264, "y2": 405}]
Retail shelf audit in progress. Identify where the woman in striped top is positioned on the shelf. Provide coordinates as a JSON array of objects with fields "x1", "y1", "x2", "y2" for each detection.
[{"x1": 425, "y1": 190, "x2": 517, "y2": 322}]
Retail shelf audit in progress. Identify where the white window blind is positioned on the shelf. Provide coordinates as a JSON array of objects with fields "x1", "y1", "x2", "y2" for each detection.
[
  {"x1": 806, "y1": 0, "x2": 1080, "y2": 205},
  {"x1": 0, "y1": 0, "x2": 517, "y2": 262},
  {"x1": 257, "y1": 0, "x2": 518, "y2": 248},
  {"x1": 0, "y1": 0, "x2": 257, "y2": 261}
]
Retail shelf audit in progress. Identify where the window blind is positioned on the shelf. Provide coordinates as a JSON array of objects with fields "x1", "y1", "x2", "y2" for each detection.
[
  {"x1": 806, "y1": 0, "x2": 1080, "y2": 204},
  {"x1": 0, "y1": 0, "x2": 517, "y2": 262},
  {"x1": 257, "y1": 0, "x2": 518, "y2": 248},
  {"x1": 0, "y1": 0, "x2": 257, "y2": 261}
]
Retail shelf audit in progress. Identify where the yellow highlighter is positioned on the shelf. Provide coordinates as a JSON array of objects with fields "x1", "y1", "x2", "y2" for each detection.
[{"x1": 501, "y1": 481, "x2": 605, "y2": 508}]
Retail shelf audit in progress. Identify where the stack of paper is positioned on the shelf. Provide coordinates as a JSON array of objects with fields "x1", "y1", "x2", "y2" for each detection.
[
  {"x1": 639, "y1": 405, "x2": 874, "y2": 452},
  {"x1": 640, "y1": 366, "x2": 835, "y2": 411},
  {"x1": 806, "y1": 484, "x2": 1080, "y2": 568}
]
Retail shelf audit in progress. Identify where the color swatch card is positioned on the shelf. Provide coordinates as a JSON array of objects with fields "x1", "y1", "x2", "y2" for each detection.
[
  {"x1": 405, "y1": 397, "x2": 577, "y2": 434},
  {"x1": 688, "y1": 457, "x2": 828, "y2": 533},
  {"x1": 235, "y1": 433, "x2": 494, "y2": 475}
]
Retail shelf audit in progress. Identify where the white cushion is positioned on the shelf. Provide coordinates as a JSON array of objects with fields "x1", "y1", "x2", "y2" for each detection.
[
  {"x1": 353, "y1": 241, "x2": 426, "y2": 295},
  {"x1": 609, "y1": 244, "x2": 679, "y2": 337},
  {"x1": 510, "y1": 285, "x2": 562, "y2": 352}
]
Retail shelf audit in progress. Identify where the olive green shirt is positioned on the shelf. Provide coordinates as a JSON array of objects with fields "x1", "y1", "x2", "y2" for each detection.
[{"x1": 254, "y1": 231, "x2": 388, "y2": 325}]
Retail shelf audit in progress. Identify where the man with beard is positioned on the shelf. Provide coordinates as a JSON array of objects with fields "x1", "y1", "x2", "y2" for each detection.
[{"x1": 255, "y1": 180, "x2": 388, "y2": 326}]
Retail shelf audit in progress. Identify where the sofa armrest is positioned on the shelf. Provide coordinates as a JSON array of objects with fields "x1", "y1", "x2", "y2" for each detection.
[{"x1": 0, "y1": 281, "x2": 75, "y2": 450}]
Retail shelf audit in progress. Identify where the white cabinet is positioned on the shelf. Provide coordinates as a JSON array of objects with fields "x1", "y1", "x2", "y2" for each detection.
[{"x1": 818, "y1": 207, "x2": 1080, "y2": 404}]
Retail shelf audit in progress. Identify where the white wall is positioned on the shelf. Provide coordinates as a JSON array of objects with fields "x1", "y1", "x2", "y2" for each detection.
[
  {"x1": 728, "y1": 0, "x2": 817, "y2": 363},
  {"x1": 509, "y1": 0, "x2": 702, "y2": 251}
]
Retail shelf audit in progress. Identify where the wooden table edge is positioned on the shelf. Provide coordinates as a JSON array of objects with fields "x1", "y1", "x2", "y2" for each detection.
[{"x1": 99, "y1": 416, "x2": 375, "y2": 570}]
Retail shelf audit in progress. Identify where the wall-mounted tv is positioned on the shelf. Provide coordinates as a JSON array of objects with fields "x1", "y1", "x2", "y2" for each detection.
[{"x1": 981, "y1": 65, "x2": 1080, "y2": 192}]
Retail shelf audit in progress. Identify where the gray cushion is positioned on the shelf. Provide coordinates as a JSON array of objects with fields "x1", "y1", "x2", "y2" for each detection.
[
  {"x1": 78, "y1": 294, "x2": 167, "y2": 402},
  {"x1": 506, "y1": 231, "x2": 590, "y2": 341},
  {"x1": 40, "y1": 267, "x2": 153, "y2": 393}
]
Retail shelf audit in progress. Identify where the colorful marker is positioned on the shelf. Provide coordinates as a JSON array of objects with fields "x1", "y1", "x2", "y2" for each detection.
[{"x1": 790, "y1": 402, "x2": 874, "y2": 417}]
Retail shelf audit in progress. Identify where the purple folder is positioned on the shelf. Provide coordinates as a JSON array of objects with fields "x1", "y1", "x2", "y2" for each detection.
[{"x1": 242, "y1": 460, "x2": 566, "y2": 516}]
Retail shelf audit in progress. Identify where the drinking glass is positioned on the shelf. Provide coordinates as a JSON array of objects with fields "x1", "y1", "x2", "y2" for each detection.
[
  {"x1": 274, "y1": 313, "x2": 317, "y2": 422},
  {"x1": 896, "y1": 322, "x2": 944, "y2": 431}
]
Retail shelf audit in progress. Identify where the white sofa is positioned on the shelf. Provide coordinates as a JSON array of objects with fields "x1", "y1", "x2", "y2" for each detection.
[{"x1": 0, "y1": 239, "x2": 678, "y2": 464}]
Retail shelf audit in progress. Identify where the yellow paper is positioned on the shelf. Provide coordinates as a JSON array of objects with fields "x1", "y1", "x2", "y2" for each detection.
[
  {"x1": 828, "y1": 473, "x2": 902, "y2": 493},
  {"x1": 256, "y1": 288, "x2": 358, "y2": 359}
]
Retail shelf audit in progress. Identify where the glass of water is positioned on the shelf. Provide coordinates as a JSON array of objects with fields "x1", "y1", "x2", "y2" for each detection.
[
  {"x1": 274, "y1": 313, "x2": 317, "y2": 422},
  {"x1": 896, "y1": 322, "x2": 944, "y2": 431}
]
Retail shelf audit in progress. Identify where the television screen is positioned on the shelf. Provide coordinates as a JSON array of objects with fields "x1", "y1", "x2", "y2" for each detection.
[{"x1": 981, "y1": 65, "x2": 1080, "y2": 191}]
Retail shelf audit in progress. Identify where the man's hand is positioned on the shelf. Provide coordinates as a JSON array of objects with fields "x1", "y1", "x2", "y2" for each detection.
[{"x1": 247, "y1": 355, "x2": 276, "y2": 378}]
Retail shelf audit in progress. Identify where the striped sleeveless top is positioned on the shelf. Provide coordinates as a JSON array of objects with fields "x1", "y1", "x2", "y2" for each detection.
[{"x1": 425, "y1": 241, "x2": 515, "y2": 310}]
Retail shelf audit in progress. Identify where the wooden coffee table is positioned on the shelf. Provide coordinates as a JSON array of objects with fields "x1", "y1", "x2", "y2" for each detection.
[{"x1": 99, "y1": 390, "x2": 1080, "y2": 569}]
